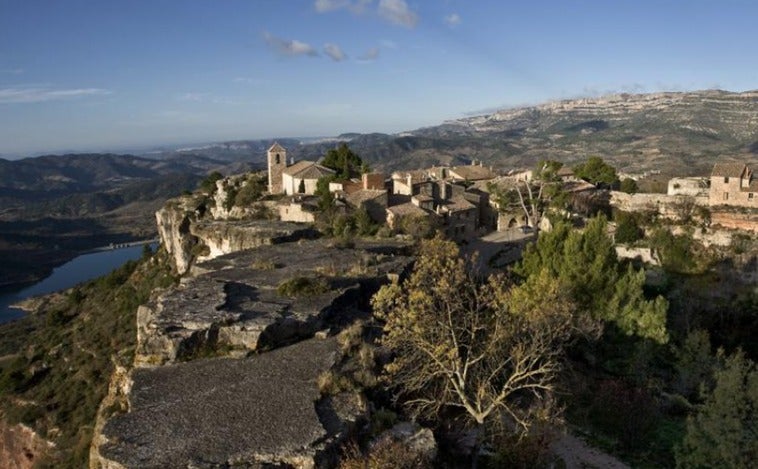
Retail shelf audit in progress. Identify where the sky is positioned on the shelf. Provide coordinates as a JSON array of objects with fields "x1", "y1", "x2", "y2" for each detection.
[{"x1": 1, "y1": 0, "x2": 757, "y2": 157}]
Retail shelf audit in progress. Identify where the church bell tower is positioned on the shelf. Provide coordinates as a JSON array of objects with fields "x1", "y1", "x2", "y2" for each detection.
[{"x1": 267, "y1": 142, "x2": 286, "y2": 194}]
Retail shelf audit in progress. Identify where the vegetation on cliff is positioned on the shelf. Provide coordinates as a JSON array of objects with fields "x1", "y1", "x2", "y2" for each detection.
[{"x1": 0, "y1": 248, "x2": 176, "y2": 467}]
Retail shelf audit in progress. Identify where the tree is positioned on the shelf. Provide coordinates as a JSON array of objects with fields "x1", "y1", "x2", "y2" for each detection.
[
  {"x1": 620, "y1": 177, "x2": 639, "y2": 194},
  {"x1": 321, "y1": 143, "x2": 364, "y2": 179},
  {"x1": 487, "y1": 160, "x2": 566, "y2": 228},
  {"x1": 614, "y1": 211, "x2": 643, "y2": 244},
  {"x1": 676, "y1": 349, "x2": 758, "y2": 468},
  {"x1": 315, "y1": 175, "x2": 336, "y2": 212},
  {"x1": 514, "y1": 216, "x2": 668, "y2": 343},
  {"x1": 373, "y1": 238, "x2": 583, "y2": 444},
  {"x1": 573, "y1": 156, "x2": 619, "y2": 187}
]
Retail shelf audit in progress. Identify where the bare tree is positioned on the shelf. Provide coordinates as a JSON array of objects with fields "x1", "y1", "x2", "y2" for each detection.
[{"x1": 372, "y1": 238, "x2": 582, "y2": 440}]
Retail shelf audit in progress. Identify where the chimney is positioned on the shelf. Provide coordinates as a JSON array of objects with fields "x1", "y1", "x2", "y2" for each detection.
[{"x1": 407, "y1": 174, "x2": 412, "y2": 189}]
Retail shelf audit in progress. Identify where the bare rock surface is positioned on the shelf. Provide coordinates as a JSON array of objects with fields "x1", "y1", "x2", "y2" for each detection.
[
  {"x1": 155, "y1": 193, "x2": 317, "y2": 275},
  {"x1": 135, "y1": 238, "x2": 412, "y2": 366},
  {"x1": 99, "y1": 338, "x2": 340, "y2": 468}
]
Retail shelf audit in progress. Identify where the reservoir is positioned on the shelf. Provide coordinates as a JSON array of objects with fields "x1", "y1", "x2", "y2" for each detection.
[{"x1": 0, "y1": 244, "x2": 153, "y2": 323}]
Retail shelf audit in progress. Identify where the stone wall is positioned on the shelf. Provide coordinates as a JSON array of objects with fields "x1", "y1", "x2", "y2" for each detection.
[{"x1": 610, "y1": 191, "x2": 708, "y2": 217}]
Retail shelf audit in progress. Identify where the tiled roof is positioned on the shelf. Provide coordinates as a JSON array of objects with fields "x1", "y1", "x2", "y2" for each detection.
[
  {"x1": 345, "y1": 189, "x2": 386, "y2": 206},
  {"x1": 711, "y1": 162, "x2": 747, "y2": 178},
  {"x1": 387, "y1": 202, "x2": 430, "y2": 217},
  {"x1": 442, "y1": 196, "x2": 476, "y2": 213},
  {"x1": 283, "y1": 161, "x2": 336, "y2": 179}
]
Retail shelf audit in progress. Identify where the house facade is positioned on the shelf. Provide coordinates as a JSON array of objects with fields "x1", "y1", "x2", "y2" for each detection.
[{"x1": 709, "y1": 162, "x2": 758, "y2": 207}]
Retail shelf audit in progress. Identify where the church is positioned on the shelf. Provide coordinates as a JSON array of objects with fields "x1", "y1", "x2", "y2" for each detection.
[{"x1": 267, "y1": 143, "x2": 335, "y2": 196}]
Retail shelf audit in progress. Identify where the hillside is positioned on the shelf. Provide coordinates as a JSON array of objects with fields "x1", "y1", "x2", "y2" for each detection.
[
  {"x1": 336, "y1": 89, "x2": 758, "y2": 174},
  {"x1": 3, "y1": 89, "x2": 758, "y2": 288},
  {"x1": 0, "y1": 153, "x2": 259, "y2": 288}
]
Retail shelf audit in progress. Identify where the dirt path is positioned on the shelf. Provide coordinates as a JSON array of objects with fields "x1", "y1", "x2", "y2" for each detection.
[{"x1": 550, "y1": 433, "x2": 630, "y2": 469}]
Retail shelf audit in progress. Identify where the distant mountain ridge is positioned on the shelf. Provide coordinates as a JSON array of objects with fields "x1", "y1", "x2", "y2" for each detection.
[{"x1": 151, "y1": 89, "x2": 758, "y2": 177}]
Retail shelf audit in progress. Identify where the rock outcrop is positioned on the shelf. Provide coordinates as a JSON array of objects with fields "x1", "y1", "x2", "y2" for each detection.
[
  {"x1": 155, "y1": 192, "x2": 317, "y2": 275},
  {"x1": 135, "y1": 239, "x2": 412, "y2": 367},
  {"x1": 97, "y1": 338, "x2": 348, "y2": 468},
  {"x1": 92, "y1": 237, "x2": 414, "y2": 468},
  {"x1": 0, "y1": 421, "x2": 55, "y2": 469}
]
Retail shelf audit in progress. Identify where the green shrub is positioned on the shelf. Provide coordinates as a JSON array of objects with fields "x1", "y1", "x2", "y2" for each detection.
[
  {"x1": 199, "y1": 171, "x2": 223, "y2": 194},
  {"x1": 614, "y1": 211, "x2": 643, "y2": 244},
  {"x1": 276, "y1": 276, "x2": 329, "y2": 297},
  {"x1": 589, "y1": 379, "x2": 659, "y2": 450},
  {"x1": 234, "y1": 174, "x2": 266, "y2": 206}
]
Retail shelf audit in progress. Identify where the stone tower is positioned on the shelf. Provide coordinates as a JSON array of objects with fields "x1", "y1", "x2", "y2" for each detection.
[{"x1": 267, "y1": 142, "x2": 287, "y2": 194}]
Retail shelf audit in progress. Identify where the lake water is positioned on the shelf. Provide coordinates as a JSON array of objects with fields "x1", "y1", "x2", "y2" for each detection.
[{"x1": 0, "y1": 244, "x2": 152, "y2": 323}]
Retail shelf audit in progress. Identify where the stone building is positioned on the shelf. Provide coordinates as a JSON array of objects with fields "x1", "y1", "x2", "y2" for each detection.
[
  {"x1": 709, "y1": 162, "x2": 758, "y2": 207},
  {"x1": 267, "y1": 143, "x2": 336, "y2": 196}
]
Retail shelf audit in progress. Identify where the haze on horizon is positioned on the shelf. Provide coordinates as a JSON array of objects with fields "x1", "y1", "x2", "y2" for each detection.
[{"x1": 1, "y1": 0, "x2": 757, "y2": 157}]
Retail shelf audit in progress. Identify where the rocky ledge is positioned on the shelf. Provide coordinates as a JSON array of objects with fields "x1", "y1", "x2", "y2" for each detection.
[
  {"x1": 155, "y1": 194, "x2": 318, "y2": 275},
  {"x1": 98, "y1": 337, "x2": 349, "y2": 468},
  {"x1": 135, "y1": 239, "x2": 412, "y2": 367}
]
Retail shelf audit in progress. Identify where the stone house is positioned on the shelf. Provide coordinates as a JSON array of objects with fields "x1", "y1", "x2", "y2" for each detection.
[
  {"x1": 279, "y1": 197, "x2": 318, "y2": 223},
  {"x1": 345, "y1": 189, "x2": 388, "y2": 224},
  {"x1": 709, "y1": 162, "x2": 758, "y2": 207}
]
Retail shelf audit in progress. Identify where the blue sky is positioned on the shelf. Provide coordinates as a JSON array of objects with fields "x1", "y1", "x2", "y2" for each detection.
[{"x1": 1, "y1": 0, "x2": 757, "y2": 156}]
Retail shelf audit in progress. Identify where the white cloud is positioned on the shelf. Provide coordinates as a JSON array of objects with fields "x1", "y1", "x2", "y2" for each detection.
[
  {"x1": 0, "y1": 87, "x2": 111, "y2": 104},
  {"x1": 263, "y1": 32, "x2": 318, "y2": 57},
  {"x1": 380, "y1": 39, "x2": 397, "y2": 49},
  {"x1": 178, "y1": 92, "x2": 207, "y2": 102},
  {"x1": 357, "y1": 47, "x2": 380, "y2": 62},
  {"x1": 444, "y1": 13, "x2": 461, "y2": 27},
  {"x1": 315, "y1": 0, "x2": 372, "y2": 14},
  {"x1": 1, "y1": 68, "x2": 24, "y2": 75},
  {"x1": 378, "y1": 0, "x2": 417, "y2": 28},
  {"x1": 324, "y1": 43, "x2": 347, "y2": 61}
]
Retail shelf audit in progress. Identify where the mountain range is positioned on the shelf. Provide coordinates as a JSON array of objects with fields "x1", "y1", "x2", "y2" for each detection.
[{"x1": 2, "y1": 89, "x2": 757, "y2": 287}]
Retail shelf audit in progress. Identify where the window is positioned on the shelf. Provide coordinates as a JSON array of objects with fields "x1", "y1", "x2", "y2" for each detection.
[
  {"x1": 723, "y1": 192, "x2": 729, "y2": 200},
  {"x1": 724, "y1": 177, "x2": 729, "y2": 183},
  {"x1": 275, "y1": 154, "x2": 280, "y2": 164},
  {"x1": 749, "y1": 193, "x2": 754, "y2": 200}
]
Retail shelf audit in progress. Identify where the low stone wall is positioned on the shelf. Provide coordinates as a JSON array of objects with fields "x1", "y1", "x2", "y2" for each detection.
[{"x1": 610, "y1": 191, "x2": 708, "y2": 217}]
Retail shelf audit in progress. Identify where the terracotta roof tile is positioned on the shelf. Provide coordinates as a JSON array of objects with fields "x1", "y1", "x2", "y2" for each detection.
[{"x1": 711, "y1": 162, "x2": 747, "y2": 178}]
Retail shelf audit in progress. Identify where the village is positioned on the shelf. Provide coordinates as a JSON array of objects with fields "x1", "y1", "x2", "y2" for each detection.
[{"x1": 267, "y1": 143, "x2": 758, "y2": 254}]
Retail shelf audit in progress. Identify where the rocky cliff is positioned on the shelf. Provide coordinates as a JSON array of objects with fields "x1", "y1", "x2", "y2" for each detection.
[
  {"x1": 92, "y1": 237, "x2": 414, "y2": 468},
  {"x1": 155, "y1": 188, "x2": 317, "y2": 275}
]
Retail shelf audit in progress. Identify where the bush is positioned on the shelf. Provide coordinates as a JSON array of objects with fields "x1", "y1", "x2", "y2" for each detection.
[
  {"x1": 649, "y1": 229, "x2": 696, "y2": 273},
  {"x1": 614, "y1": 211, "x2": 643, "y2": 244},
  {"x1": 620, "y1": 178, "x2": 638, "y2": 194},
  {"x1": 589, "y1": 379, "x2": 659, "y2": 450},
  {"x1": 234, "y1": 174, "x2": 266, "y2": 207},
  {"x1": 276, "y1": 276, "x2": 329, "y2": 297},
  {"x1": 199, "y1": 171, "x2": 223, "y2": 194},
  {"x1": 339, "y1": 438, "x2": 434, "y2": 469}
]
